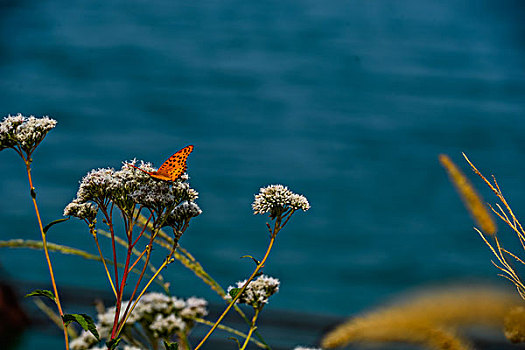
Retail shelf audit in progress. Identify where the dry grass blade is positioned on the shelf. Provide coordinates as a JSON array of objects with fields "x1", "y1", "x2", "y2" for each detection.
[
  {"x1": 502, "y1": 248, "x2": 525, "y2": 265},
  {"x1": 463, "y1": 153, "x2": 525, "y2": 300},
  {"x1": 476, "y1": 228, "x2": 525, "y2": 293},
  {"x1": 463, "y1": 153, "x2": 524, "y2": 237}
]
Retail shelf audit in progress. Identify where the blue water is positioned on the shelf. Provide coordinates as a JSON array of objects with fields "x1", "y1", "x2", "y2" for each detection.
[{"x1": 1, "y1": 0, "x2": 525, "y2": 348}]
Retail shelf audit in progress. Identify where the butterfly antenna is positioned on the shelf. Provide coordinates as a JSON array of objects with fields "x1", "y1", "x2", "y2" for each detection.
[{"x1": 127, "y1": 163, "x2": 151, "y2": 175}]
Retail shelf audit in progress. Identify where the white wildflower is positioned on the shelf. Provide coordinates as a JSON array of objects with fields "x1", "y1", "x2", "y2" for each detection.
[
  {"x1": 180, "y1": 297, "x2": 208, "y2": 319},
  {"x1": 98, "y1": 301, "x2": 138, "y2": 327},
  {"x1": 0, "y1": 114, "x2": 25, "y2": 150},
  {"x1": 227, "y1": 275, "x2": 280, "y2": 309},
  {"x1": 70, "y1": 329, "x2": 98, "y2": 350},
  {"x1": 115, "y1": 161, "x2": 152, "y2": 191},
  {"x1": 75, "y1": 167, "x2": 118, "y2": 203},
  {"x1": 135, "y1": 292, "x2": 173, "y2": 315},
  {"x1": 124, "y1": 161, "x2": 198, "y2": 212},
  {"x1": 128, "y1": 180, "x2": 176, "y2": 209},
  {"x1": 164, "y1": 201, "x2": 202, "y2": 228},
  {"x1": 172, "y1": 297, "x2": 187, "y2": 310},
  {"x1": 149, "y1": 313, "x2": 186, "y2": 337},
  {"x1": 252, "y1": 184, "x2": 310, "y2": 216},
  {"x1": 0, "y1": 113, "x2": 57, "y2": 153},
  {"x1": 91, "y1": 293, "x2": 208, "y2": 346},
  {"x1": 97, "y1": 306, "x2": 116, "y2": 327},
  {"x1": 63, "y1": 200, "x2": 98, "y2": 222},
  {"x1": 171, "y1": 179, "x2": 199, "y2": 201},
  {"x1": 288, "y1": 193, "x2": 310, "y2": 211},
  {"x1": 67, "y1": 161, "x2": 199, "y2": 231},
  {"x1": 0, "y1": 114, "x2": 25, "y2": 133}
]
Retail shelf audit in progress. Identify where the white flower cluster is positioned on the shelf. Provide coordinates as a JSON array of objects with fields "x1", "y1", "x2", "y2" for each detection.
[
  {"x1": 70, "y1": 293, "x2": 208, "y2": 350},
  {"x1": 84, "y1": 347, "x2": 140, "y2": 350},
  {"x1": 149, "y1": 313, "x2": 186, "y2": 337},
  {"x1": 63, "y1": 200, "x2": 98, "y2": 222},
  {"x1": 252, "y1": 184, "x2": 310, "y2": 216},
  {"x1": 165, "y1": 201, "x2": 203, "y2": 229},
  {"x1": 227, "y1": 275, "x2": 280, "y2": 309},
  {"x1": 70, "y1": 330, "x2": 99, "y2": 350},
  {"x1": 0, "y1": 113, "x2": 57, "y2": 153},
  {"x1": 64, "y1": 160, "x2": 200, "y2": 228},
  {"x1": 70, "y1": 338, "x2": 142, "y2": 350},
  {"x1": 75, "y1": 167, "x2": 120, "y2": 204}
]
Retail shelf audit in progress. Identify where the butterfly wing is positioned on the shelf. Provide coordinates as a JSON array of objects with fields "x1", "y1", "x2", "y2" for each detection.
[{"x1": 154, "y1": 145, "x2": 194, "y2": 181}]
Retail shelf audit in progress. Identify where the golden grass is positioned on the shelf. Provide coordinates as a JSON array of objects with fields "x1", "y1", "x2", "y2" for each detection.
[
  {"x1": 462, "y1": 153, "x2": 525, "y2": 300},
  {"x1": 321, "y1": 287, "x2": 519, "y2": 349},
  {"x1": 439, "y1": 154, "x2": 496, "y2": 235}
]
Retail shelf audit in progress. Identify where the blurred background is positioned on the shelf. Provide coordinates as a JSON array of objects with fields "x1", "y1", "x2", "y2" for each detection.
[{"x1": 1, "y1": 0, "x2": 525, "y2": 348}]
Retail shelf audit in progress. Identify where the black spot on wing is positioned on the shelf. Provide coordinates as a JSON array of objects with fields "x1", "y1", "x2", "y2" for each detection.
[{"x1": 156, "y1": 145, "x2": 194, "y2": 179}]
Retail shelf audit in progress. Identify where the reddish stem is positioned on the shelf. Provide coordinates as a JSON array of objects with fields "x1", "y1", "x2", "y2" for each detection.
[
  {"x1": 110, "y1": 217, "x2": 134, "y2": 340},
  {"x1": 117, "y1": 221, "x2": 189, "y2": 338},
  {"x1": 131, "y1": 212, "x2": 153, "y2": 248}
]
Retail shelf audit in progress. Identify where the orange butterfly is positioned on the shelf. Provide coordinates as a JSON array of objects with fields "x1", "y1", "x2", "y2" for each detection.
[{"x1": 129, "y1": 145, "x2": 194, "y2": 181}]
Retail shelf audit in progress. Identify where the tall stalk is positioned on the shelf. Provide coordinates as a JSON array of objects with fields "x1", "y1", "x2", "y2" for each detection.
[
  {"x1": 24, "y1": 158, "x2": 69, "y2": 349},
  {"x1": 194, "y1": 216, "x2": 282, "y2": 350}
]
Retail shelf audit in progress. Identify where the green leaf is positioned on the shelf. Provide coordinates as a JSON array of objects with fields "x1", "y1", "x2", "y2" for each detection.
[
  {"x1": 25, "y1": 289, "x2": 56, "y2": 303},
  {"x1": 106, "y1": 338, "x2": 121, "y2": 350},
  {"x1": 62, "y1": 314, "x2": 100, "y2": 341},
  {"x1": 43, "y1": 217, "x2": 70, "y2": 235},
  {"x1": 229, "y1": 287, "x2": 242, "y2": 299},
  {"x1": 163, "y1": 340, "x2": 179, "y2": 350},
  {"x1": 241, "y1": 254, "x2": 260, "y2": 266}
]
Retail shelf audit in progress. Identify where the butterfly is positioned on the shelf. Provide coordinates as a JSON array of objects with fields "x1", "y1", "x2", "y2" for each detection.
[{"x1": 128, "y1": 145, "x2": 194, "y2": 181}]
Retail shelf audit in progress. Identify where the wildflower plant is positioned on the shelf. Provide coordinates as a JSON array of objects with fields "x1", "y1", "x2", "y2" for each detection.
[
  {"x1": 225, "y1": 275, "x2": 280, "y2": 349},
  {"x1": 0, "y1": 114, "x2": 71, "y2": 347},
  {"x1": 0, "y1": 113, "x2": 57, "y2": 156},
  {"x1": 227, "y1": 275, "x2": 280, "y2": 310},
  {"x1": 195, "y1": 185, "x2": 309, "y2": 350},
  {"x1": 252, "y1": 184, "x2": 310, "y2": 218},
  {"x1": 0, "y1": 113, "x2": 312, "y2": 350},
  {"x1": 64, "y1": 159, "x2": 201, "y2": 344}
]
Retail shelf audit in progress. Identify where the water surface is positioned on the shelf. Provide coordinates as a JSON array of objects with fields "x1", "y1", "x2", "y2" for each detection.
[{"x1": 1, "y1": 0, "x2": 525, "y2": 348}]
